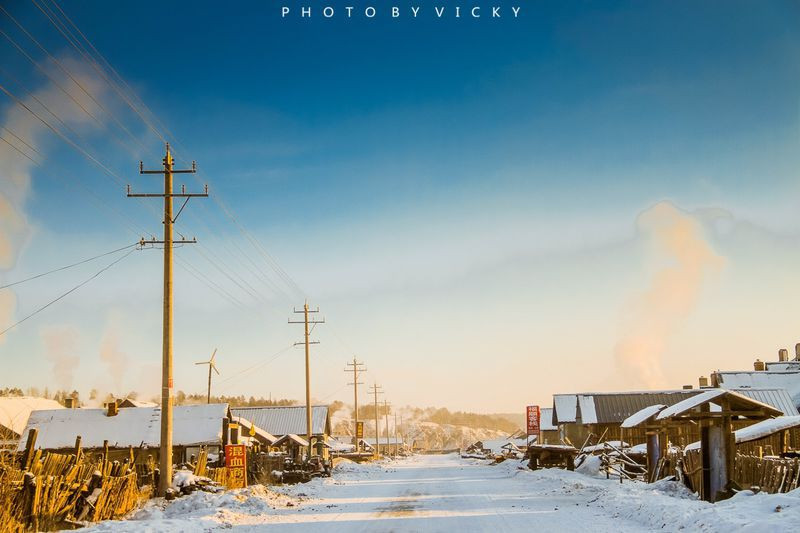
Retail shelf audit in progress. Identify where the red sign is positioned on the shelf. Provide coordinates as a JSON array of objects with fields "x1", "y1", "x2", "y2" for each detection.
[
  {"x1": 224, "y1": 444, "x2": 247, "y2": 488},
  {"x1": 526, "y1": 405, "x2": 541, "y2": 436}
]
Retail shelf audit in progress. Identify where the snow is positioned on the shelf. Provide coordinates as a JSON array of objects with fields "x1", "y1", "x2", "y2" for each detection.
[
  {"x1": 735, "y1": 416, "x2": 800, "y2": 443},
  {"x1": 81, "y1": 454, "x2": 800, "y2": 532},
  {"x1": 621, "y1": 404, "x2": 665, "y2": 428},
  {"x1": 578, "y1": 395, "x2": 598, "y2": 424},
  {"x1": 0, "y1": 396, "x2": 63, "y2": 436},
  {"x1": 685, "y1": 416, "x2": 800, "y2": 452},
  {"x1": 18, "y1": 403, "x2": 228, "y2": 450},
  {"x1": 554, "y1": 394, "x2": 578, "y2": 423},
  {"x1": 581, "y1": 441, "x2": 629, "y2": 453},
  {"x1": 656, "y1": 389, "x2": 726, "y2": 420}
]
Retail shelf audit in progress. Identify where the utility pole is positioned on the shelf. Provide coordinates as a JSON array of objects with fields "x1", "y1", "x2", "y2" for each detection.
[
  {"x1": 384, "y1": 399, "x2": 391, "y2": 459},
  {"x1": 128, "y1": 143, "x2": 207, "y2": 496},
  {"x1": 289, "y1": 301, "x2": 324, "y2": 460},
  {"x1": 369, "y1": 383, "x2": 382, "y2": 457},
  {"x1": 394, "y1": 412, "x2": 398, "y2": 457},
  {"x1": 345, "y1": 358, "x2": 366, "y2": 452}
]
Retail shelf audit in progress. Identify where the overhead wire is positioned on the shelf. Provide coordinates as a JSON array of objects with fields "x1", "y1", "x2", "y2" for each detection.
[
  {"x1": 0, "y1": 242, "x2": 139, "y2": 289},
  {"x1": 0, "y1": 247, "x2": 138, "y2": 337}
]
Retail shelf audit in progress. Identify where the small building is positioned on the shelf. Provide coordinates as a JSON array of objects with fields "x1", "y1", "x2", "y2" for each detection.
[
  {"x1": 231, "y1": 405, "x2": 331, "y2": 458},
  {"x1": 363, "y1": 437, "x2": 407, "y2": 455},
  {"x1": 552, "y1": 390, "x2": 703, "y2": 447},
  {"x1": 18, "y1": 403, "x2": 231, "y2": 464},
  {"x1": 0, "y1": 396, "x2": 63, "y2": 448},
  {"x1": 712, "y1": 370, "x2": 800, "y2": 412},
  {"x1": 539, "y1": 407, "x2": 558, "y2": 444}
]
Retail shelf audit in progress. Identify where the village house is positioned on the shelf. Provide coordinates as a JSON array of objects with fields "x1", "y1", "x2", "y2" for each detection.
[
  {"x1": 712, "y1": 353, "x2": 800, "y2": 412},
  {"x1": 0, "y1": 396, "x2": 63, "y2": 449},
  {"x1": 231, "y1": 405, "x2": 332, "y2": 458},
  {"x1": 551, "y1": 387, "x2": 797, "y2": 448},
  {"x1": 18, "y1": 402, "x2": 232, "y2": 465}
]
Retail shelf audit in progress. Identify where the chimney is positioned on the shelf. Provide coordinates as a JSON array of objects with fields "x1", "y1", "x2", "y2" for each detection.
[
  {"x1": 64, "y1": 397, "x2": 75, "y2": 409},
  {"x1": 779, "y1": 348, "x2": 789, "y2": 362},
  {"x1": 682, "y1": 384, "x2": 693, "y2": 390},
  {"x1": 754, "y1": 359, "x2": 766, "y2": 371},
  {"x1": 698, "y1": 376, "x2": 709, "y2": 388},
  {"x1": 795, "y1": 343, "x2": 800, "y2": 361},
  {"x1": 106, "y1": 402, "x2": 119, "y2": 417}
]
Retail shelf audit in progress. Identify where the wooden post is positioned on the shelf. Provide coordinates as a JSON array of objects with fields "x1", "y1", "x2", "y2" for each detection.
[
  {"x1": 74, "y1": 435, "x2": 82, "y2": 462},
  {"x1": 23, "y1": 428, "x2": 38, "y2": 470}
]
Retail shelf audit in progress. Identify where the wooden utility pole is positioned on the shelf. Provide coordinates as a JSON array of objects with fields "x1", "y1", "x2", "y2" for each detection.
[
  {"x1": 128, "y1": 143, "x2": 207, "y2": 496},
  {"x1": 345, "y1": 358, "x2": 366, "y2": 451},
  {"x1": 289, "y1": 301, "x2": 324, "y2": 459},
  {"x1": 369, "y1": 383, "x2": 382, "y2": 457},
  {"x1": 394, "y1": 412, "x2": 398, "y2": 457},
  {"x1": 384, "y1": 399, "x2": 391, "y2": 458}
]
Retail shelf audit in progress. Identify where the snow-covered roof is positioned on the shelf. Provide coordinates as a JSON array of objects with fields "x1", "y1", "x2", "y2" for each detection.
[
  {"x1": 231, "y1": 406, "x2": 330, "y2": 437},
  {"x1": 685, "y1": 415, "x2": 800, "y2": 451},
  {"x1": 118, "y1": 398, "x2": 158, "y2": 408},
  {"x1": 0, "y1": 397, "x2": 63, "y2": 437},
  {"x1": 553, "y1": 395, "x2": 578, "y2": 423},
  {"x1": 735, "y1": 415, "x2": 800, "y2": 444},
  {"x1": 540, "y1": 407, "x2": 557, "y2": 431},
  {"x1": 714, "y1": 371, "x2": 800, "y2": 409},
  {"x1": 620, "y1": 404, "x2": 666, "y2": 429},
  {"x1": 656, "y1": 389, "x2": 780, "y2": 421},
  {"x1": 274, "y1": 433, "x2": 309, "y2": 448},
  {"x1": 478, "y1": 438, "x2": 527, "y2": 454},
  {"x1": 578, "y1": 395, "x2": 597, "y2": 424},
  {"x1": 553, "y1": 390, "x2": 700, "y2": 425},
  {"x1": 18, "y1": 403, "x2": 229, "y2": 450}
]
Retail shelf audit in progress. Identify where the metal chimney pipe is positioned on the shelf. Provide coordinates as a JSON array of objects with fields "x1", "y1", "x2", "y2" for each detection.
[
  {"x1": 795, "y1": 343, "x2": 800, "y2": 361},
  {"x1": 779, "y1": 349, "x2": 789, "y2": 362}
]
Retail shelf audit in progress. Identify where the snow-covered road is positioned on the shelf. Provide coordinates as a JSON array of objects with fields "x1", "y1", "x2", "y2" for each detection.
[{"x1": 84, "y1": 453, "x2": 800, "y2": 532}]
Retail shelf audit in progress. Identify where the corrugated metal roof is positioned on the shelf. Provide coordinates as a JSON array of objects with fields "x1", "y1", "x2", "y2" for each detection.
[
  {"x1": 728, "y1": 388, "x2": 799, "y2": 416},
  {"x1": 593, "y1": 391, "x2": 702, "y2": 424},
  {"x1": 553, "y1": 390, "x2": 702, "y2": 425},
  {"x1": 19, "y1": 403, "x2": 228, "y2": 450},
  {"x1": 231, "y1": 406, "x2": 330, "y2": 436},
  {"x1": 715, "y1": 372, "x2": 800, "y2": 409}
]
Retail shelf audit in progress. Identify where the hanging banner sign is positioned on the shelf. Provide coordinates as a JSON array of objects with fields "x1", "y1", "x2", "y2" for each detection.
[
  {"x1": 526, "y1": 405, "x2": 541, "y2": 436},
  {"x1": 224, "y1": 444, "x2": 247, "y2": 488}
]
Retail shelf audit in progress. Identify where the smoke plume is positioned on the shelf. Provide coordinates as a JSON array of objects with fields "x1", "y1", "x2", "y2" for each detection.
[
  {"x1": 0, "y1": 57, "x2": 106, "y2": 341},
  {"x1": 42, "y1": 326, "x2": 81, "y2": 390},
  {"x1": 614, "y1": 202, "x2": 724, "y2": 387},
  {"x1": 100, "y1": 323, "x2": 129, "y2": 393}
]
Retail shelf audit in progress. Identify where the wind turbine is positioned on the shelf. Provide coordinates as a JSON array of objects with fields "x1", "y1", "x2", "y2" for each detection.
[{"x1": 195, "y1": 349, "x2": 219, "y2": 404}]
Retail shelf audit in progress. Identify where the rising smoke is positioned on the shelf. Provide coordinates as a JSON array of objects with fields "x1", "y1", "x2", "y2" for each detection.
[
  {"x1": 0, "y1": 56, "x2": 105, "y2": 373},
  {"x1": 614, "y1": 201, "x2": 724, "y2": 388},
  {"x1": 41, "y1": 325, "x2": 81, "y2": 390},
  {"x1": 99, "y1": 321, "x2": 129, "y2": 393}
]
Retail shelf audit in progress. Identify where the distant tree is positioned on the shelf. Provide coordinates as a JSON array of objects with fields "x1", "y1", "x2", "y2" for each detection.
[
  {"x1": 89, "y1": 389, "x2": 98, "y2": 401},
  {"x1": 329, "y1": 400, "x2": 345, "y2": 417}
]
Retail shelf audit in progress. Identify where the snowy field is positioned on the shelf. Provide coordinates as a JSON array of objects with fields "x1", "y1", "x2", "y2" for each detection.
[{"x1": 83, "y1": 453, "x2": 800, "y2": 532}]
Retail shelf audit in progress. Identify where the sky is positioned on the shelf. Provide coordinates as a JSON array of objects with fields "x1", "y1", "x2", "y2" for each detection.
[{"x1": 0, "y1": 0, "x2": 799, "y2": 413}]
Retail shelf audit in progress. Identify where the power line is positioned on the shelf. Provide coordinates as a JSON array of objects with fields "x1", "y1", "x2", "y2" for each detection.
[
  {"x1": 0, "y1": 242, "x2": 138, "y2": 289},
  {"x1": 0, "y1": 247, "x2": 138, "y2": 337}
]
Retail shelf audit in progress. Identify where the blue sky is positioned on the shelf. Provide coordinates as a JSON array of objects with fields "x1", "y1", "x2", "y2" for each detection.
[{"x1": 1, "y1": 1, "x2": 799, "y2": 411}]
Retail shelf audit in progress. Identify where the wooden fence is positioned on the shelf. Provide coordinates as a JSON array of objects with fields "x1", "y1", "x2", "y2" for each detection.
[
  {"x1": 682, "y1": 450, "x2": 800, "y2": 495},
  {"x1": 0, "y1": 451, "x2": 146, "y2": 531}
]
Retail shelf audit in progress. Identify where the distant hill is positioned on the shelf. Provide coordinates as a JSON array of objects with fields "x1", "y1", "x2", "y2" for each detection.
[{"x1": 331, "y1": 405, "x2": 524, "y2": 450}]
